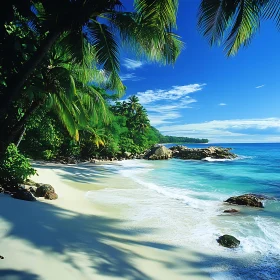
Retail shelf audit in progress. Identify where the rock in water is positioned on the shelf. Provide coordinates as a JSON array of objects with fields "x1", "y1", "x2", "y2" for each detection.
[
  {"x1": 223, "y1": 209, "x2": 239, "y2": 213},
  {"x1": 170, "y1": 145, "x2": 237, "y2": 160},
  {"x1": 44, "y1": 191, "x2": 58, "y2": 200},
  {"x1": 217, "y1": 235, "x2": 240, "y2": 248},
  {"x1": 12, "y1": 190, "x2": 36, "y2": 201},
  {"x1": 225, "y1": 194, "x2": 264, "y2": 208},
  {"x1": 144, "y1": 145, "x2": 172, "y2": 160},
  {"x1": 35, "y1": 184, "x2": 55, "y2": 197}
]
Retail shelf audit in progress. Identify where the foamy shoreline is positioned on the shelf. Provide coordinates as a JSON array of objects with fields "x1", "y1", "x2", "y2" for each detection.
[{"x1": 0, "y1": 162, "x2": 211, "y2": 280}]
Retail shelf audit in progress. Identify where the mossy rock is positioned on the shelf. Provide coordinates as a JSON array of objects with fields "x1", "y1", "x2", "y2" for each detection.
[
  {"x1": 35, "y1": 184, "x2": 55, "y2": 197},
  {"x1": 44, "y1": 191, "x2": 58, "y2": 200},
  {"x1": 217, "y1": 235, "x2": 240, "y2": 248}
]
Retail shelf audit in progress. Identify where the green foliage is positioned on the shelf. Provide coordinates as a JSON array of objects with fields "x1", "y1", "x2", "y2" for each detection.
[
  {"x1": 0, "y1": 144, "x2": 36, "y2": 186},
  {"x1": 198, "y1": 0, "x2": 280, "y2": 56}
]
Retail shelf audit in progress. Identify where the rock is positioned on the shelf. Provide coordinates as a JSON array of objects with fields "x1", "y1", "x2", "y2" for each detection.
[
  {"x1": 24, "y1": 179, "x2": 37, "y2": 186},
  {"x1": 12, "y1": 190, "x2": 36, "y2": 201},
  {"x1": 44, "y1": 191, "x2": 58, "y2": 200},
  {"x1": 170, "y1": 145, "x2": 237, "y2": 160},
  {"x1": 225, "y1": 194, "x2": 264, "y2": 208},
  {"x1": 29, "y1": 186, "x2": 37, "y2": 193},
  {"x1": 144, "y1": 145, "x2": 172, "y2": 160},
  {"x1": 0, "y1": 187, "x2": 4, "y2": 193},
  {"x1": 124, "y1": 152, "x2": 132, "y2": 159},
  {"x1": 217, "y1": 235, "x2": 240, "y2": 248},
  {"x1": 223, "y1": 209, "x2": 239, "y2": 213},
  {"x1": 35, "y1": 184, "x2": 55, "y2": 197}
]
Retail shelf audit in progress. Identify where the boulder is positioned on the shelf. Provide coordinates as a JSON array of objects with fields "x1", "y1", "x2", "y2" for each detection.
[
  {"x1": 12, "y1": 190, "x2": 36, "y2": 201},
  {"x1": 35, "y1": 184, "x2": 55, "y2": 197},
  {"x1": 225, "y1": 194, "x2": 264, "y2": 208},
  {"x1": 170, "y1": 145, "x2": 237, "y2": 160},
  {"x1": 217, "y1": 235, "x2": 240, "y2": 248},
  {"x1": 144, "y1": 145, "x2": 172, "y2": 160},
  {"x1": 223, "y1": 209, "x2": 239, "y2": 213},
  {"x1": 44, "y1": 191, "x2": 58, "y2": 200}
]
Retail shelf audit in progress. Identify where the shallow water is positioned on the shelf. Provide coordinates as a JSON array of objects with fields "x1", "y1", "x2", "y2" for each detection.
[{"x1": 87, "y1": 143, "x2": 280, "y2": 279}]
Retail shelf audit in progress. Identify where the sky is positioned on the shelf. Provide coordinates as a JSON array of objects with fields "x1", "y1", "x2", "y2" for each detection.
[{"x1": 119, "y1": 0, "x2": 280, "y2": 143}]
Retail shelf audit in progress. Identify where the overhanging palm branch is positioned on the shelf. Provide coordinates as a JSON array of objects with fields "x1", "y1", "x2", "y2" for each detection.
[{"x1": 198, "y1": 0, "x2": 280, "y2": 56}]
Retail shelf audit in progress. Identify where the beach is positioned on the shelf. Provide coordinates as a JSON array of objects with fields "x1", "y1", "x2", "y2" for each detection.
[{"x1": 0, "y1": 161, "x2": 211, "y2": 280}]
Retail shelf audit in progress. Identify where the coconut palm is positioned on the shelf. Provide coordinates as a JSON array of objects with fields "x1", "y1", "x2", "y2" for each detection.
[
  {"x1": 0, "y1": 0, "x2": 182, "y2": 155},
  {"x1": 197, "y1": 0, "x2": 280, "y2": 56},
  {"x1": 0, "y1": 0, "x2": 182, "y2": 113}
]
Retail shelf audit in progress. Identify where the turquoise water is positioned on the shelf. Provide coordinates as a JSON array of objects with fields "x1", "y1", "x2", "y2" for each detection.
[{"x1": 96, "y1": 143, "x2": 280, "y2": 279}]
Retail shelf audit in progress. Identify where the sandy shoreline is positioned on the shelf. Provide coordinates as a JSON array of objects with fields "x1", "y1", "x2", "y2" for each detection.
[{"x1": 0, "y1": 162, "x2": 211, "y2": 280}]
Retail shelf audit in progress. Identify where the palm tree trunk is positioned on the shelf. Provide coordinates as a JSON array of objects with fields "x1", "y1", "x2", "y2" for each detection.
[
  {"x1": 0, "y1": 100, "x2": 41, "y2": 158},
  {"x1": 16, "y1": 126, "x2": 26, "y2": 148},
  {"x1": 0, "y1": 29, "x2": 62, "y2": 114}
]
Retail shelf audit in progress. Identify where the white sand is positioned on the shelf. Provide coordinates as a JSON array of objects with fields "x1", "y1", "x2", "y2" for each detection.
[{"x1": 0, "y1": 163, "x2": 211, "y2": 280}]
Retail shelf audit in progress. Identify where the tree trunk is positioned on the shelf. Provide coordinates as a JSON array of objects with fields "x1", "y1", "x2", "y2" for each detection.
[
  {"x1": 16, "y1": 126, "x2": 26, "y2": 148},
  {"x1": 0, "y1": 29, "x2": 62, "y2": 114},
  {"x1": 0, "y1": 100, "x2": 41, "y2": 158}
]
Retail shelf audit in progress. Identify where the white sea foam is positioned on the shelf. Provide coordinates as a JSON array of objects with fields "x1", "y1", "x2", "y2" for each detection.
[{"x1": 202, "y1": 157, "x2": 234, "y2": 162}]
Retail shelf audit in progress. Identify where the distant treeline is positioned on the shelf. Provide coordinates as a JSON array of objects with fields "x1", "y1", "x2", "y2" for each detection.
[{"x1": 159, "y1": 135, "x2": 209, "y2": 144}]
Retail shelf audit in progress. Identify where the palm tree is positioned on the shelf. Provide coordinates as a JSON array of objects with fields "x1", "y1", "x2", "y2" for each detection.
[
  {"x1": 197, "y1": 0, "x2": 280, "y2": 56},
  {"x1": 0, "y1": 0, "x2": 182, "y2": 113},
  {"x1": 0, "y1": 0, "x2": 182, "y2": 156}
]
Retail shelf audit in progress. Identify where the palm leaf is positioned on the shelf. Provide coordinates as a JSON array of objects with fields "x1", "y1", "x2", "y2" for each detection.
[
  {"x1": 224, "y1": 0, "x2": 261, "y2": 56},
  {"x1": 197, "y1": 0, "x2": 237, "y2": 45},
  {"x1": 262, "y1": 0, "x2": 280, "y2": 29}
]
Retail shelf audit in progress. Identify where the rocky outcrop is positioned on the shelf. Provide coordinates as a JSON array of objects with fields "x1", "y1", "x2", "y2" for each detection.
[
  {"x1": 223, "y1": 209, "x2": 239, "y2": 213},
  {"x1": 12, "y1": 190, "x2": 36, "y2": 201},
  {"x1": 217, "y1": 235, "x2": 240, "y2": 248},
  {"x1": 170, "y1": 145, "x2": 237, "y2": 160},
  {"x1": 144, "y1": 145, "x2": 172, "y2": 160},
  {"x1": 225, "y1": 194, "x2": 264, "y2": 208},
  {"x1": 35, "y1": 184, "x2": 55, "y2": 197},
  {"x1": 44, "y1": 191, "x2": 58, "y2": 200}
]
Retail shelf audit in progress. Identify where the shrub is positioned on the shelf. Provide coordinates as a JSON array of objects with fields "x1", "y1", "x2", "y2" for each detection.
[{"x1": 0, "y1": 144, "x2": 37, "y2": 187}]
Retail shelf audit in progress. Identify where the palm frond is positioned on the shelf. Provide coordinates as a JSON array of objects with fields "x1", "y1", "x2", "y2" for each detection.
[
  {"x1": 107, "y1": 11, "x2": 183, "y2": 64},
  {"x1": 87, "y1": 20, "x2": 125, "y2": 96},
  {"x1": 134, "y1": 0, "x2": 179, "y2": 30},
  {"x1": 224, "y1": 0, "x2": 261, "y2": 56},
  {"x1": 262, "y1": 0, "x2": 280, "y2": 29},
  {"x1": 197, "y1": 0, "x2": 237, "y2": 46}
]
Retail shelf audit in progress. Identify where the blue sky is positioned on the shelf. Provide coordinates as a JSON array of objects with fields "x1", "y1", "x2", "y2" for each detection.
[{"x1": 119, "y1": 1, "x2": 280, "y2": 143}]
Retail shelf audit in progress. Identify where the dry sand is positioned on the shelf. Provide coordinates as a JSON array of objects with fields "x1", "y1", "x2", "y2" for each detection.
[{"x1": 0, "y1": 162, "x2": 211, "y2": 280}]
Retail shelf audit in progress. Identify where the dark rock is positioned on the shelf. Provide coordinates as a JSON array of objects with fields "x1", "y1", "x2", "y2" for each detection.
[
  {"x1": 225, "y1": 194, "x2": 264, "y2": 208},
  {"x1": 170, "y1": 145, "x2": 237, "y2": 160},
  {"x1": 144, "y1": 145, "x2": 172, "y2": 160},
  {"x1": 223, "y1": 209, "x2": 239, "y2": 213},
  {"x1": 44, "y1": 191, "x2": 58, "y2": 200},
  {"x1": 217, "y1": 235, "x2": 240, "y2": 248},
  {"x1": 29, "y1": 186, "x2": 37, "y2": 193},
  {"x1": 12, "y1": 190, "x2": 36, "y2": 201},
  {"x1": 35, "y1": 184, "x2": 55, "y2": 197}
]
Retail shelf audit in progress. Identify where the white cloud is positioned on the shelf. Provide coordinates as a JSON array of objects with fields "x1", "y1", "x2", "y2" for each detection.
[
  {"x1": 256, "y1": 84, "x2": 265, "y2": 89},
  {"x1": 157, "y1": 118, "x2": 280, "y2": 143},
  {"x1": 219, "y1": 103, "x2": 227, "y2": 106},
  {"x1": 130, "y1": 83, "x2": 205, "y2": 126},
  {"x1": 123, "y1": 58, "x2": 144, "y2": 70},
  {"x1": 120, "y1": 73, "x2": 144, "y2": 81},
  {"x1": 136, "y1": 84, "x2": 205, "y2": 105}
]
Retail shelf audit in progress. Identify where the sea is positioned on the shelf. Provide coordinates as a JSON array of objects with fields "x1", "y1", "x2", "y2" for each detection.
[{"x1": 86, "y1": 143, "x2": 280, "y2": 279}]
